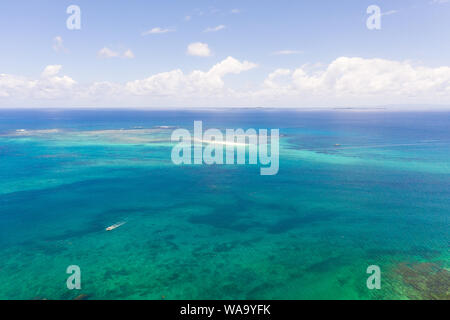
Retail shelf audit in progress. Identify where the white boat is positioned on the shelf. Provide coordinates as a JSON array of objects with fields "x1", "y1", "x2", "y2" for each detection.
[{"x1": 105, "y1": 221, "x2": 126, "y2": 231}]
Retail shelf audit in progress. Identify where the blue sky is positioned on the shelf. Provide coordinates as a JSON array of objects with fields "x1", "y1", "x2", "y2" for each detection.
[{"x1": 0, "y1": 0, "x2": 449, "y2": 108}]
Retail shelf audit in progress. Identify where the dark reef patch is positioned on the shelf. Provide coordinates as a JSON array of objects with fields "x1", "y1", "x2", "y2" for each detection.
[
  {"x1": 267, "y1": 211, "x2": 336, "y2": 234},
  {"x1": 393, "y1": 262, "x2": 450, "y2": 300}
]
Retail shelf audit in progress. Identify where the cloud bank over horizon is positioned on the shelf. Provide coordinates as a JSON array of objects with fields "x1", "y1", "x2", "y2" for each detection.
[{"x1": 1, "y1": 56, "x2": 450, "y2": 109}]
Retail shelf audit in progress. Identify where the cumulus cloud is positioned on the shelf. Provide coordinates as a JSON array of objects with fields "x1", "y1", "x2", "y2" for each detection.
[
  {"x1": 271, "y1": 50, "x2": 303, "y2": 56},
  {"x1": 255, "y1": 57, "x2": 450, "y2": 106},
  {"x1": 1, "y1": 57, "x2": 450, "y2": 108},
  {"x1": 187, "y1": 42, "x2": 212, "y2": 57},
  {"x1": 52, "y1": 36, "x2": 67, "y2": 53},
  {"x1": 142, "y1": 27, "x2": 175, "y2": 35},
  {"x1": 98, "y1": 47, "x2": 120, "y2": 58},
  {"x1": 123, "y1": 49, "x2": 135, "y2": 59},
  {"x1": 0, "y1": 74, "x2": 35, "y2": 98},
  {"x1": 204, "y1": 25, "x2": 226, "y2": 32},
  {"x1": 0, "y1": 65, "x2": 76, "y2": 100},
  {"x1": 42, "y1": 65, "x2": 63, "y2": 78},
  {"x1": 0, "y1": 57, "x2": 256, "y2": 106},
  {"x1": 98, "y1": 47, "x2": 134, "y2": 59},
  {"x1": 125, "y1": 56, "x2": 257, "y2": 96}
]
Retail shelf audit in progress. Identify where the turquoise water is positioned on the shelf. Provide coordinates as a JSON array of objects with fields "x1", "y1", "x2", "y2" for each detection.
[{"x1": 0, "y1": 109, "x2": 448, "y2": 300}]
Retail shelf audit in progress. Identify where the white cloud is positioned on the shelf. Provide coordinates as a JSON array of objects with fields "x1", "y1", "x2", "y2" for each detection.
[
  {"x1": 0, "y1": 65, "x2": 76, "y2": 100},
  {"x1": 381, "y1": 10, "x2": 398, "y2": 16},
  {"x1": 0, "y1": 74, "x2": 36, "y2": 98},
  {"x1": 123, "y1": 49, "x2": 135, "y2": 59},
  {"x1": 255, "y1": 57, "x2": 450, "y2": 106},
  {"x1": 98, "y1": 47, "x2": 120, "y2": 58},
  {"x1": 0, "y1": 57, "x2": 256, "y2": 106},
  {"x1": 125, "y1": 56, "x2": 257, "y2": 96},
  {"x1": 271, "y1": 50, "x2": 303, "y2": 56},
  {"x1": 98, "y1": 47, "x2": 134, "y2": 59},
  {"x1": 52, "y1": 36, "x2": 67, "y2": 53},
  {"x1": 263, "y1": 69, "x2": 292, "y2": 89},
  {"x1": 42, "y1": 65, "x2": 63, "y2": 78},
  {"x1": 142, "y1": 27, "x2": 175, "y2": 35},
  {"x1": 2, "y1": 57, "x2": 450, "y2": 108},
  {"x1": 204, "y1": 25, "x2": 226, "y2": 32},
  {"x1": 230, "y1": 9, "x2": 241, "y2": 14},
  {"x1": 187, "y1": 42, "x2": 212, "y2": 57}
]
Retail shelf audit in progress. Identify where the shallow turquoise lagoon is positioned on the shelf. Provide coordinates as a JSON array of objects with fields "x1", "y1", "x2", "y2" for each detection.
[{"x1": 0, "y1": 109, "x2": 448, "y2": 299}]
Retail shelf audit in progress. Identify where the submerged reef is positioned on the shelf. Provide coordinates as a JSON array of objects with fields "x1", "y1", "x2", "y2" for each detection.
[{"x1": 393, "y1": 262, "x2": 449, "y2": 300}]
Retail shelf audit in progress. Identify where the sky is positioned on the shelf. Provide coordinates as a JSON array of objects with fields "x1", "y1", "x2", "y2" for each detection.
[{"x1": 0, "y1": 0, "x2": 449, "y2": 109}]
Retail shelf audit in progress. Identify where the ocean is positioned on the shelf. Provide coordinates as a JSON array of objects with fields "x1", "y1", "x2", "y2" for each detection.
[{"x1": 0, "y1": 109, "x2": 448, "y2": 300}]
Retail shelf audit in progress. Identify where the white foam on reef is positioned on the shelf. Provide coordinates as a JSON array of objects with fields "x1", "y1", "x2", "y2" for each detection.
[
  {"x1": 192, "y1": 134, "x2": 268, "y2": 147},
  {"x1": 192, "y1": 138, "x2": 250, "y2": 147},
  {"x1": 154, "y1": 125, "x2": 175, "y2": 129},
  {"x1": 82, "y1": 129, "x2": 161, "y2": 135},
  {"x1": 8, "y1": 129, "x2": 60, "y2": 136}
]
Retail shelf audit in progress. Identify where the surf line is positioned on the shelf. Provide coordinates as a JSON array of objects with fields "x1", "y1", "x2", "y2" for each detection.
[{"x1": 170, "y1": 121, "x2": 279, "y2": 176}]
